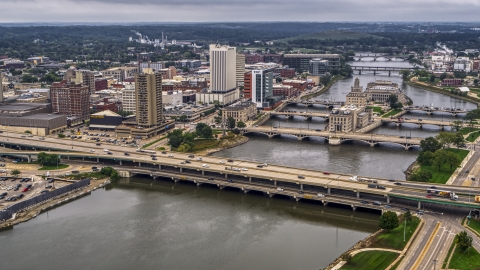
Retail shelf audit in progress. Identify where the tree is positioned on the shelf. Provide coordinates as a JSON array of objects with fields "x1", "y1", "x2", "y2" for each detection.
[
  {"x1": 433, "y1": 149, "x2": 448, "y2": 171},
  {"x1": 179, "y1": 115, "x2": 188, "y2": 127},
  {"x1": 196, "y1": 123, "x2": 213, "y2": 138},
  {"x1": 379, "y1": 211, "x2": 399, "y2": 232},
  {"x1": 404, "y1": 210, "x2": 412, "y2": 223},
  {"x1": 320, "y1": 74, "x2": 331, "y2": 85},
  {"x1": 440, "y1": 72, "x2": 448, "y2": 81},
  {"x1": 226, "y1": 116, "x2": 236, "y2": 130},
  {"x1": 452, "y1": 132, "x2": 465, "y2": 147},
  {"x1": 436, "y1": 132, "x2": 455, "y2": 148},
  {"x1": 400, "y1": 69, "x2": 410, "y2": 81},
  {"x1": 58, "y1": 133, "x2": 66, "y2": 138},
  {"x1": 420, "y1": 137, "x2": 442, "y2": 153},
  {"x1": 177, "y1": 143, "x2": 191, "y2": 152},
  {"x1": 24, "y1": 130, "x2": 32, "y2": 134},
  {"x1": 417, "y1": 150, "x2": 435, "y2": 165},
  {"x1": 409, "y1": 171, "x2": 432, "y2": 182},
  {"x1": 455, "y1": 231, "x2": 473, "y2": 252},
  {"x1": 429, "y1": 74, "x2": 436, "y2": 83},
  {"x1": 21, "y1": 74, "x2": 38, "y2": 83},
  {"x1": 388, "y1": 94, "x2": 398, "y2": 108},
  {"x1": 275, "y1": 77, "x2": 282, "y2": 83},
  {"x1": 451, "y1": 120, "x2": 463, "y2": 133},
  {"x1": 237, "y1": 121, "x2": 246, "y2": 128},
  {"x1": 37, "y1": 152, "x2": 59, "y2": 166},
  {"x1": 167, "y1": 129, "x2": 184, "y2": 148},
  {"x1": 465, "y1": 109, "x2": 480, "y2": 122},
  {"x1": 444, "y1": 151, "x2": 461, "y2": 172},
  {"x1": 10, "y1": 169, "x2": 21, "y2": 178}
]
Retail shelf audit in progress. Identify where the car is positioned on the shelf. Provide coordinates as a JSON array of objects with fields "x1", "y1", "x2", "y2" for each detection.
[
  {"x1": 256, "y1": 165, "x2": 263, "y2": 168},
  {"x1": 373, "y1": 201, "x2": 382, "y2": 205},
  {"x1": 227, "y1": 159, "x2": 234, "y2": 162},
  {"x1": 48, "y1": 179, "x2": 55, "y2": 183},
  {"x1": 180, "y1": 162, "x2": 185, "y2": 164},
  {"x1": 202, "y1": 164, "x2": 209, "y2": 168},
  {"x1": 21, "y1": 135, "x2": 26, "y2": 138},
  {"x1": 188, "y1": 155, "x2": 195, "y2": 158},
  {"x1": 360, "y1": 200, "x2": 369, "y2": 204},
  {"x1": 277, "y1": 187, "x2": 284, "y2": 191},
  {"x1": 124, "y1": 152, "x2": 130, "y2": 156},
  {"x1": 0, "y1": 169, "x2": 5, "y2": 173},
  {"x1": 401, "y1": 208, "x2": 409, "y2": 211},
  {"x1": 0, "y1": 196, "x2": 4, "y2": 200},
  {"x1": 185, "y1": 160, "x2": 191, "y2": 164},
  {"x1": 241, "y1": 168, "x2": 248, "y2": 171},
  {"x1": 298, "y1": 175, "x2": 305, "y2": 179},
  {"x1": 399, "y1": 136, "x2": 405, "y2": 138},
  {"x1": 315, "y1": 129, "x2": 321, "y2": 132},
  {"x1": 384, "y1": 205, "x2": 392, "y2": 209},
  {"x1": 162, "y1": 151, "x2": 167, "y2": 154},
  {"x1": 466, "y1": 170, "x2": 470, "y2": 173},
  {"x1": 472, "y1": 177, "x2": 476, "y2": 181},
  {"x1": 107, "y1": 152, "x2": 113, "y2": 155},
  {"x1": 168, "y1": 154, "x2": 174, "y2": 158},
  {"x1": 152, "y1": 157, "x2": 157, "y2": 160},
  {"x1": 27, "y1": 134, "x2": 33, "y2": 137},
  {"x1": 196, "y1": 158, "x2": 203, "y2": 161},
  {"x1": 323, "y1": 172, "x2": 330, "y2": 175},
  {"x1": 317, "y1": 193, "x2": 325, "y2": 197},
  {"x1": 430, "y1": 186, "x2": 437, "y2": 189},
  {"x1": 220, "y1": 160, "x2": 225, "y2": 164},
  {"x1": 22, "y1": 188, "x2": 29, "y2": 192},
  {"x1": 45, "y1": 185, "x2": 52, "y2": 189},
  {"x1": 40, "y1": 190, "x2": 49, "y2": 194},
  {"x1": 388, "y1": 179, "x2": 395, "y2": 182},
  {"x1": 227, "y1": 179, "x2": 234, "y2": 183},
  {"x1": 0, "y1": 192, "x2": 7, "y2": 196},
  {"x1": 394, "y1": 182, "x2": 402, "y2": 185},
  {"x1": 297, "y1": 190, "x2": 304, "y2": 194},
  {"x1": 377, "y1": 185, "x2": 386, "y2": 190},
  {"x1": 426, "y1": 195, "x2": 433, "y2": 198},
  {"x1": 103, "y1": 149, "x2": 109, "y2": 152},
  {"x1": 208, "y1": 177, "x2": 214, "y2": 180}
]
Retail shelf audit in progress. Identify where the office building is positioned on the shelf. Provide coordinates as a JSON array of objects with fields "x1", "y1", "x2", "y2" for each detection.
[
  {"x1": 329, "y1": 105, "x2": 372, "y2": 133},
  {"x1": 364, "y1": 80, "x2": 407, "y2": 104},
  {"x1": 222, "y1": 101, "x2": 256, "y2": 123},
  {"x1": 50, "y1": 81, "x2": 90, "y2": 121},
  {"x1": 210, "y1": 44, "x2": 237, "y2": 93},
  {"x1": 121, "y1": 82, "x2": 136, "y2": 114},
  {"x1": 309, "y1": 59, "x2": 329, "y2": 76},
  {"x1": 236, "y1": 54, "x2": 245, "y2": 87},
  {"x1": 135, "y1": 71, "x2": 163, "y2": 127},
  {"x1": 346, "y1": 77, "x2": 367, "y2": 107},
  {"x1": 244, "y1": 68, "x2": 274, "y2": 108}
]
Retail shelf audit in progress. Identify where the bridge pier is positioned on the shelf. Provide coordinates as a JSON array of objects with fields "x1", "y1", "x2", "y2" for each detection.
[
  {"x1": 82, "y1": 157, "x2": 85, "y2": 161},
  {"x1": 97, "y1": 158, "x2": 99, "y2": 163},
  {"x1": 327, "y1": 187, "x2": 331, "y2": 194},
  {"x1": 373, "y1": 70, "x2": 376, "y2": 75},
  {"x1": 225, "y1": 173, "x2": 228, "y2": 179},
  {"x1": 219, "y1": 185, "x2": 224, "y2": 190},
  {"x1": 300, "y1": 183, "x2": 304, "y2": 190},
  {"x1": 274, "y1": 180, "x2": 277, "y2": 186},
  {"x1": 358, "y1": 70, "x2": 361, "y2": 75},
  {"x1": 417, "y1": 124, "x2": 422, "y2": 129},
  {"x1": 179, "y1": 167, "x2": 183, "y2": 172},
  {"x1": 138, "y1": 162, "x2": 141, "y2": 167},
  {"x1": 356, "y1": 191, "x2": 360, "y2": 198},
  {"x1": 351, "y1": 205, "x2": 357, "y2": 211},
  {"x1": 451, "y1": 113, "x2": 457, "y2": 117},
  {"x1": 244, "y1": 189, "x2": 249, "y2": 194},
  {"x1": 197, "y1": 182, "x2": 202, "y2": 186},
  {"x1": 119, "y1": 160, "x2": 122, "y2": 166},
  {"x1": 27, "y1": 155, "x2": 31, "y2": 163},
  {"x1": 386, "y1": 195, "x2": 390, "y2": 204},
  {"x1": 159, "y1": 165, "x2": 162, "y2": 170},
  {"x1": 440, "y1": 126, "x2": 444, "y2": 131},
  {"x1": 296, "y1": 197, "x2": 300, "y2": 202},
  {"x1": 202, "y1": 170, "x2": 205, "y2": 175},
  {"x1": 323, "y1": 201, "x2": 329, "y2": 206},
  {"x1": 418, "y1": 200, "x2": 421, "y2": 209},
  {"x1": 388, "y1": 71, "x2": 391, "y2": 76},
  {"x1": 369, "y1": 143, "x2": 376, "y2": 147},
  {"x1": 396, "y1": 123, "x2": 401, "y2": 127}
]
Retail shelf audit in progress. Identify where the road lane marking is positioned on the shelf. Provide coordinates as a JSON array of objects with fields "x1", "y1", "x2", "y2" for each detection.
[{"x1": 412, "y1": 221, "x2": 441, "y2": 270}]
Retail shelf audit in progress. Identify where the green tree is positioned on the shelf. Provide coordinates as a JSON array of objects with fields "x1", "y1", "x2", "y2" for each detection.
[
  {"x1": 444, "y1": 151, "x2": 461, "y2": 172},
  {"x1": 10, "y1": 169, "x2": 21, "y2": 178},
  {"x1": 58, "y1": 133, "x2": 66, "y2": 138},
  {"x1": 37, "y1": 152, "x2": 59, "y2": 166},
  {"x1": 24, "y1": 130, "x2": 32, "y2": 134},
  {"x1": 404, "y1": 210, "x2": 412, "y2": 223},
  {"x1": 100, "y1": 166, "x2": 114, "y2": 176},
  {"x1": 429, "y1": 74, "x2": 436, "y2": 83},
  {"x1": 167, "y1": 129, "x2": 184, "y2": 148},
  {"x1": 21, "y1": 74, "x2": 38, "y2": 83},
  {"x1": 320, "y1": 74, "x2": 331, "y2": 85},
  {"x1": 388, "y1": 94, "x2": 398, "y2": 108},
  {"x1": 465, "y1": 109, "x2": 480, "y2": 121},
  {"x1": 379, "y1": 211, "x2": 399, "y2": 232},
  {"x1": 195, "y1": 123, "x2": 213, "y2": 138},
  {"x1": 420, "y1": 137, "x2": 442, "y2": 153},
  {"x1": 237, "y1": 121, "x2": 246, "y2": 128},
  {"x1": 110, "y1": 170, "x2": 120, "y2": 181},
  {"x1": 177, "y1": 143, "x2": 191, "y2": 152},
  {"x1": 455, "y1": 231, "x2": 473, "y2": 252},
  {"x1": 433, "y1": 149, "x2": 449, "y2": 171},
  {"x1": 440, "y1": 72, "x2": 447, "y2": 81},
  {"x1": 451, "y1": 120, "x2": 463, "y2": 133},
  {"x1": 400, "y1": 69, "x2": 411, "y2": 81},
  {"x1": 179, "y1": 114, "x2": 188, "y2": 127},
  {"x1": 409, "y1": 171, "x2": 432, "y2": 182},
  {"x1": 226, "y1": 116, "x2": 236, "y2": 130},
  {"x1": 436, "y1": 132, "x2": 455, "y2": 148},
  {"x1": 417, "y1": 150, "x2": 435, "y2": 165},
  {"x1": 452, "y1": 132, "x2": 465, "y2": 147}
]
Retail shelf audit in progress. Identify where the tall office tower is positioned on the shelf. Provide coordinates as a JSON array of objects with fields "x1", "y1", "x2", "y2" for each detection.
[
  {"x1": 50, "y1": 81, "x2": 90, "y2": 120},
  {"x1": 244, "y1": 68, "x2": 273, "y2": 108},
  {"x1": 135, "y1": 71, "x2": 163, "y2": 127},
  {"x1": 236, "y1": 54, "x2": 245, "y2": 87},
  {"x1": 209, "y1": 44, "x2": 237, "y2": 93},
  {"x1": 81, "y1": 71, "x2": 96, "y2": 94},
  {"x1": 0, "y1": 72, "x2": 3, "y2": 103}
]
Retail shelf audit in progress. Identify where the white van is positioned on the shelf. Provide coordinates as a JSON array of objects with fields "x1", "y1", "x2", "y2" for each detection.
[{"x1": 202, "y1": 164, "x2": 209, "y2": 168}]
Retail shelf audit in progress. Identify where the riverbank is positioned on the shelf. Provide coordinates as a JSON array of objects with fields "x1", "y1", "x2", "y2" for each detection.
[
  {"x1": 0, "y1": 178, "x2": 110, "y2": 229},
  {"x1": 302, "y1": 75, "x2": 345, "y2": 100},
  {"x1": 194, "y1": 135, "x2": 250, "y2": 156},
  {"x1": 405, "y1": 80, "x2": 480, "y2": 106}
]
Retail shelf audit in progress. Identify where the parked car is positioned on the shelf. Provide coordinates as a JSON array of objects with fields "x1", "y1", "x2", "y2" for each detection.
[
  {"x1": 277, "y1": 187, "x2": 284, "y2": 191},
  {"x1": 298, "y1": 175, "x2": 305, "y2": 179}
]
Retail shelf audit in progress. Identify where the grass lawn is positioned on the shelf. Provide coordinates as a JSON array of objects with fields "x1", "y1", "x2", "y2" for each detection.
[
  {"x1": 442, "y1": 242, "x2": 456, "y2": 269},
  {"x1": 448, "y1": 246, "x2": 480, "y2": 270},
  {"x1": 468, "y1": 218, "x2": 480, "y2": 236},
  {"x1": 142, "y1": 136, "x2": 167, "y2": 149},
  {"x1": 459, "y1": 127, "x2": 480, "y2": 135},
  {"x1": 418, "y1": 148, "x2": 469, "y2": 184},
  {"x1": 370, "y1": 216, "x2": 421, "y2": 250},
  {"x1": 38, "y1": 164, "x2": 69, "y2": 170},
  {"x1": 190, "y1": 139, "x2": 220, "y2": 152},
  {"x1": 340, "y1": 251, "x2": 398, "y2": 270},
  {"x1": 381, "y1": 109, "x2": 403, "y2": 118},
  {"x1": 466, "y1": 131, "x2": 480, "y2": 142},
  {"x1": 366, "y1": 106, "x2": 382, "y2": 114}
]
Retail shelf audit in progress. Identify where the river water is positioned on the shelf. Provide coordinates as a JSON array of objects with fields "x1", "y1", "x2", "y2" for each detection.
[{"x1": 0, "y1": 178, "x2": 378, "y2": 270}]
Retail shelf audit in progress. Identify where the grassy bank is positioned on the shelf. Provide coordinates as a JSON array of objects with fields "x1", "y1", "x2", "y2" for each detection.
[
  {"x1": 459, "y1": 127, "x2": 480, "y2": 135},
  {"x1": 341, "y1": 251, "x2": 398, "y2": 270},
  {"x1": 448, "y1": 246, "x2": 480, "y2": 270},
  {"x1": 366, "y1": 106, "x2": 382, "y2": 114},
  {"x1": 39, "y1": 164, "x2": 69, "y2": 170},
  {"x1": 418, "y1": 148, "x2": 469, "y2": 184},
  {"x1": 142, "y1": 136, "x2": 167, "y2": 149},
  {"x1": 301, "y1": 75, "x2": 344, "y2": 100},
  {"x1": 370, "y1": 216, "x2": 421, "y2": 250},
  {"x1": 406, "y1": 81, "x2": 480, "y2": 105},
  {"x1": 467, "y1": 131, "x2": 480, "y2": 142},
  {"x1": 468, "y1": 218, "x2": 480, "y2": 236},
  {"x1": 381, "y1": 109, "x2": 403, "y2": 118}
]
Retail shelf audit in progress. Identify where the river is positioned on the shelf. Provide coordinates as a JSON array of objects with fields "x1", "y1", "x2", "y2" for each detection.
[{"x1": 0, "y1": 178, "x2": 378, "y2": 270}]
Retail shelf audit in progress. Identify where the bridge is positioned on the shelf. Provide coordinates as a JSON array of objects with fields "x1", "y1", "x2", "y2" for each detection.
[
  {"x1": 0, "y1": 131, "x2": 479, "y2": 211},
  {"x1": 381, "y1": 117, "x2": 454, "y2": 130},
  {"x1": 351, "y1": 66, "x2": 421, "y2": 76},
  {"x1": 269, "y1": 111, "x2": 330, "y2": 120},
  {"x1": 286, "y1": 100, "x2": 345, "y2": 107},
  {"x1": 241, "y1": 126, "x2": 422, "y2": 149},
  {"x1": 403, "y1": 106, "x2": 468, "y2": 116}
]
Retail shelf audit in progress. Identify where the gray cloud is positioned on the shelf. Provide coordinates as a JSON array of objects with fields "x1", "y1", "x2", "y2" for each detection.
[{"x1": 0, "y1": 0, "x2": 479, "y2": 22}]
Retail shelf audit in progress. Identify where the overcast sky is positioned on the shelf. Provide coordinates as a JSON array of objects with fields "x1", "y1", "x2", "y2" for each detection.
[{"x1": 2, "y1": 0, "x2": 480, "y2": 22}]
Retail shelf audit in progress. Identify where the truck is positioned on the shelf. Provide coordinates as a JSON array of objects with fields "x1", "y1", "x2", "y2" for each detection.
[{"x1": 427, "y1": 189, "x2": 458, "y2": 200}]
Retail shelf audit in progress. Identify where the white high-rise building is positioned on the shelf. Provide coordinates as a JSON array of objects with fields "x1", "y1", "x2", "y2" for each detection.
[
  {"x1": 236, "y1": 54, "x2": 245, "y2": 87},
  {"x1": 121, "y1": 82, "x2": 136, "y2": 114},
  {"x1": 209, "y1": 44, "x2": 237, "y2": 93}
]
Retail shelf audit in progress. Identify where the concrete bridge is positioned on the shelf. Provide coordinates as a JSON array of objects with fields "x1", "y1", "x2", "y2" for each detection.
[
  {"x1": 403, "y1": 106, "x2": 468, "y2": 116},
  {"x1": 381, "y1": 118, "x2": 454, "y2": 130},
  {"x1": 286, "y1": 100, "x2": 345, "y2": 107},
  {"x1": 351, "y1": 66, "x2": 420, "y2": 76},
  {"x1": 270, "y1": 111, "x2": 330, "y2": 120},
  {"x1": 241, "y1": 126, "x2": 422, "y2": 149}
]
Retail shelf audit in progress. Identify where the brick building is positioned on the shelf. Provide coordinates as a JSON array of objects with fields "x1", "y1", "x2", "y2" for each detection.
[
  {"x1": 274, "y1": 67, "x2": 296, "y2": 78},
  {"x1": 273, "y1": 84, "x2": 299, "y2": 98},
  {"x1": 50, "y1": 81, "x2": 90, "y2": 121},
  {"x1": 282, "y1": 79, "x2": 308, "y2": 92},
  {"x1": 441, "y1": 78, "x2": 463, "y2": 86},
  {"x1": 95, "y1": 79, "x2": 108, "y2": 91}
]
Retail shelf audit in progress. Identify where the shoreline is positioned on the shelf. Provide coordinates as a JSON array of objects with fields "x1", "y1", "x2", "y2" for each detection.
[
  {"x1": 193, "y1": 135, "x2": 250, "y2": 156},
  {"x1": 0, "y1": 178, "x2": 110, "y2": 229},
  {"x1": 405, "y1": 80, "x2": 480, "y2": 106},
  {"x1": 302, "y1": 75, "x2": 346, "y2": 100}
]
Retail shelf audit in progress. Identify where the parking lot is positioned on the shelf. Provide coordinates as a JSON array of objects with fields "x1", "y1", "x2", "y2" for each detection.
[{"x1": 0, "y1": 176, "x2": 70, "y2": 210}]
